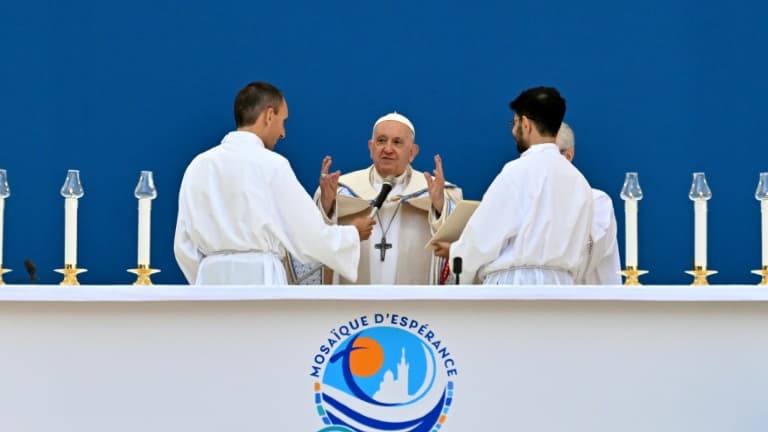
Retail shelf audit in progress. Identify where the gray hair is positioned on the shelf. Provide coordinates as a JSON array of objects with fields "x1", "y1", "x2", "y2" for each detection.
[{"x1": 556, "y1": 122, "x2": 575, "y2": 151}]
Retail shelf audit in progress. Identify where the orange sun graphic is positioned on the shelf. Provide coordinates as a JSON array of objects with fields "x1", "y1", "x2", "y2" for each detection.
[{"x1": 348, "y1": 336, "x2": 385, "y2": 377}]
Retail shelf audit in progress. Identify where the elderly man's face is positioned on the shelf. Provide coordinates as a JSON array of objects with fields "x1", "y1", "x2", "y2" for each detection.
[{"x1": 368, "y1": 120, "x2": 418, "y2": 177}]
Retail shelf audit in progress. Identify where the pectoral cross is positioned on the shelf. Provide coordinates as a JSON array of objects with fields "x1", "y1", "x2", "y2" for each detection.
[{"x1": 374, "y1": 236, "x2": 392, "y2": 261}]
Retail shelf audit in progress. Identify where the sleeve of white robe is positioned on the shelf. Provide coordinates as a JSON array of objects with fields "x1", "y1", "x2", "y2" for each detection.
[
  {"x1": 585, "y1": 192, "x2": 622, "y2": 285},
  {"x1": 174, "y1": 175, "x2": 204, "y2": 284},
  {"x1": 450, "y1": 172, "x2": 517, "y2": 284},
  {"x1": 428, "y1": 186, "x2": 463, "y2": 235},
  {"x1": 314, "y1": 187, "x2": 338, "y2": 225},
  {"x1": 271, "y1": 159, "x2": 360, "y2": 281}
]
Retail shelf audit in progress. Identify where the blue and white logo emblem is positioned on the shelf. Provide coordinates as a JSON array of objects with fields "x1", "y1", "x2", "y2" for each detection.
[{"x1": 310, "y1": 313, "x2": 457, "y2": 432}]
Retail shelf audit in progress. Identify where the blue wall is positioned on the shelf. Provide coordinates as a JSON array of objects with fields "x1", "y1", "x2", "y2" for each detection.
[{"x1": 1, "y1": 0, "x2": 766, "y2": 284}]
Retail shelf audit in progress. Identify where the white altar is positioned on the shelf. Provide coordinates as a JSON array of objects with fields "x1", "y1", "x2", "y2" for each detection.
[{"x1": 1, "y1": 285, "x2": 767, "y2": 432}]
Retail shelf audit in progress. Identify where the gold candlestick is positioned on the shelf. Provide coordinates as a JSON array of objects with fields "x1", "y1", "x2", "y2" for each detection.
[
  {"x1": 620, "y1": 266, "x2": 648, "y2": 286},
  {"x1": 685, "y1": 266, "x2": 717, "y2": 286},
  {"x1": 55, "y1": 264, "x2": 87, "y2": 285},
  {"x1": 751, "y1": 266, "x2": 768, "y2": 286},
  {"x1": 0, "y1": 267, "x2": 11, "y2": 285},
  {"x1": 127, "y1": 264, "x2": 160, "y2": 285}
]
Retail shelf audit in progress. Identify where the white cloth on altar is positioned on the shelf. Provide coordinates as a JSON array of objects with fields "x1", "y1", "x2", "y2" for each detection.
[
  {"x1": 174, "y1": 131, "x2": 360, "y2": 285},
  {"x1": 450, "y1": 143, "x2": 593, "y2": 284}
]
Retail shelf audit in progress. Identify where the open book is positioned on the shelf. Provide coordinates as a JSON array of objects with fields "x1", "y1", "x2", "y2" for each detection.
[{"x1": 425, "y1": 200, "x2": 480, "y2": 248}]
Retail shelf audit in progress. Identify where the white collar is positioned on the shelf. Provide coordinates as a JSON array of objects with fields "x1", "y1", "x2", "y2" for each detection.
[
  {"x1": 520, "y1": 142, "x2": 558, "y2": 158},
  {"x1": 370, "y1": 166, "x2": 411, "y2": 188},
  {"x1": 221, "y1": 131, "x2": 266, "y2": 151}
]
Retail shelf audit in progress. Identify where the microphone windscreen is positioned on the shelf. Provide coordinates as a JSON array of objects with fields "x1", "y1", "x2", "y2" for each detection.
[
  {"x1": 452, "y1": 257, "x2": 462, "y2": 274},
  {"x1": 372, "y1": 176, "x2": 396, "y2": 209}
]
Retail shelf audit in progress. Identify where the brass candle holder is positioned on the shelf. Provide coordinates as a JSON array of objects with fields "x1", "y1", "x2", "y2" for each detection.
[
  {"x1": 620, "y1": 266, "x2": 648, "y2": 286},
  {"x1": 751, "y1": 266, "x2": 768, "y2": 286},
  {"x1": 685, "y1": 266, "x2": 717, "y2": 286},
  {"x1": 127, "y1": 265, "x2": 160, "y2": 285},
  {"x1": 0, "y1": 267, "x2": 10, "y2": 285},
  {"x1": 55, "y1": 264, "x2": 87, "y2": 285}
]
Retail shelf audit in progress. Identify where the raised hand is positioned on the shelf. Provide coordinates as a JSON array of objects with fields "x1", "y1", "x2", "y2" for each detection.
[
  {"x1": 423, "y1": 154, "x2": 445, "y2": 213},
  {"x1": 319, "y1": 155, "x2": 341, "y2": 216},
  {"x1": 352, "y1": 216, "x2": 376, "y2": 241}
]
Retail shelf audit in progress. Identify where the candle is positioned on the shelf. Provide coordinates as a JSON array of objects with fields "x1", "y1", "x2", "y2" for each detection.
[
  {"x1": 64, "y1": 198, "x2": 78, "y2": 265},
  {"x1": 689, "y1": 172, "x2": 712, "y2": 269},
  {"x1": 620, "y1": 172, "x2": 643, "y2": 269},
  {"x1": 59, "y1": 169, "x2": 84, "y2": 270},
  {"x1": 133, "y1": 171, "x2": 157, "y2": 267},
  {"x1": 625, "y1": 199, "x2": 638, "y2": 267},
  {"x1": 756, "y1": 173, "x2": 768, "y2": 268},
  {"x1": 0, "y1": 169, "x2": 8, "y2": 268},
  {"x1": 138, "y1": 198, "x2": 151, "y2": 265},
  {"x1": 694, "y1": 200, "x2": 707, "y2": 268},
  {"x1": 0, "y1": 198, "x2": 5, "y2": 267},
  {"x1": 762, "y1": 200, "x2": 768, "y2": 267}
]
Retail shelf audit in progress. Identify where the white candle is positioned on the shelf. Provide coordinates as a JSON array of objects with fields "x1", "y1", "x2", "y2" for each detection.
[
  {"x1": 762, "y1": 200, "x2": 768, "y2": 267},
  {"x1": 64, "y1": 198, "x2": 78, "y2": 265},
  {"x1": 137, "y1": 198, "x2": 151, "y2": 266},
  {"x1": 625, "y1": 199, "x2": 638, "y2": 267},
  {"x1": 694, "y1": 200, "x2": 707, "y2": 267},
  {"x1": 0, "y1": 198, "x2": 5, "y2": 267}
]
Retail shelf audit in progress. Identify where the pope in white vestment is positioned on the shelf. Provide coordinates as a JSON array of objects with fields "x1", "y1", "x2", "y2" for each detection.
[
  {"x1": 316, "y1": 165, "x2": 462, "y2": 285},
  {"x1": 305, "y1": 112, "x2": 463, "y2": 285},
  {"x1": 174, "y1": 83, "x2": 370, "y2": 285},
  {"x1": 557, "y1": 122, "x2": 622, "y2": 285}
]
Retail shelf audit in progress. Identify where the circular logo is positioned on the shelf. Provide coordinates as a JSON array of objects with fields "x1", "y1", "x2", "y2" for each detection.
[{"x1": 312, "y1": 325, "x2": 455, "y2": 431}]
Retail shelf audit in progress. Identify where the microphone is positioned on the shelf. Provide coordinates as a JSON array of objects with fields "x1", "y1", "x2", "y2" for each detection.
[
  {"x1": 369, "y1": 176, "x2": 396, "y2": 219},
  {"x1": 24, "y1": 259, "x2": 37, "y2": 284},
  {"x1": 453, "y1": 257, "x2": 462, "y2": 285}
]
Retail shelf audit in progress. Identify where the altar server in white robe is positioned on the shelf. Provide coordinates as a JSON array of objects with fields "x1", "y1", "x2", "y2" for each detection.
[
  {"x1": 433, "y1": 86, "x2": 593, "y2": 284},
  {"x1": 306, "y1": 112, "x2": 462, "y2": 285},
  {"x1": 174, "y1": 81, "x2": 375, "y2": 285},
  {"x1": 557, "y1": 122, "x2": 622, "y2": 285}
]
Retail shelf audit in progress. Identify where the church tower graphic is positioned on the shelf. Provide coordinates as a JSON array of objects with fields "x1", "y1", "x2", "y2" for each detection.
[{"x1": 373, "y1": 348, "x2": 410, "y2": 403}]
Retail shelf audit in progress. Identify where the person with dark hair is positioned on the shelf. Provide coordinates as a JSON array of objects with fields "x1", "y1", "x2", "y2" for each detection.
[
  {"x1": 174, "y1": 81, "x2": 375, "y2": 285},
  {"x1": 432, "y1": 86, "x2": 593, "y2": 284},
  {"x1": 557, "y1": 122, "x2": 621, "y2": 285}
]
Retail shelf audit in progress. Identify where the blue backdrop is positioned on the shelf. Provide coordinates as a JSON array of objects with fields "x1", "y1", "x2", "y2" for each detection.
[{"x1": 1, "y1": 0, "x2": 766, "y2": 284}]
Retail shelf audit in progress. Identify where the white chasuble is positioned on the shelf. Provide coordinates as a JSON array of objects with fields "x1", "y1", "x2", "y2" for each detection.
[{"x1": 306, "y1": 165, "x2": 463, "y2": 285}]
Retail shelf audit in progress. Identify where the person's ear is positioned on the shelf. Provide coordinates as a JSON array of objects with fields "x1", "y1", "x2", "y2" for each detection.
[
  {"x1": 410, "y1": 143, "x2": 420, "y2": 162},
  {"x1": 563, "y1": 148, "x2": 575, "y2": 162},
  {"x1": 368, "y1": 139, "x2": 375, "y2": 159},
  {"x1": 265, "y1": 106, "x2": 275, "y2": 125},
  {"x1": 522, "y1": 116, "x2": 533, "y2": 134}
]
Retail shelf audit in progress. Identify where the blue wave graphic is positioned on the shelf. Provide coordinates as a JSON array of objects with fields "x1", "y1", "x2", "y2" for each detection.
[{"x1": 322, "y1": 389, "x2": 446, "y2": 432}]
